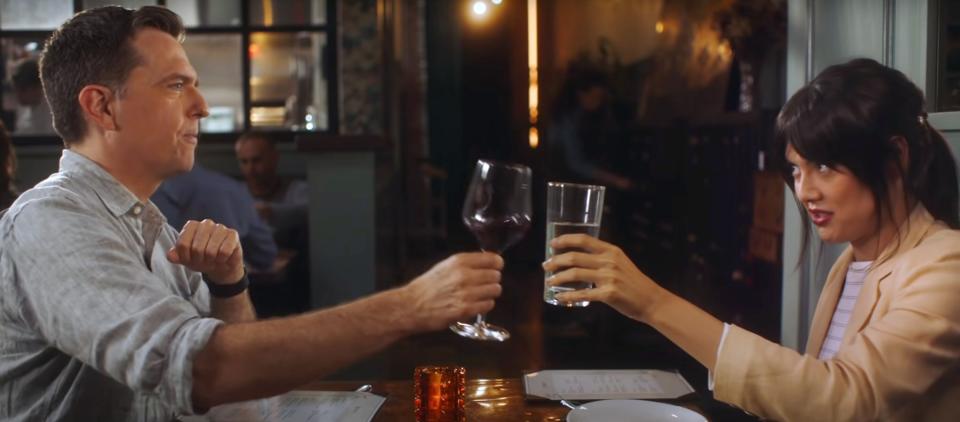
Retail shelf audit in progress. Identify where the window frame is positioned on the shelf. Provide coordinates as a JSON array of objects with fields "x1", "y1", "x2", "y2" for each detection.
[{"x1": 0, "y1": 0, "x2": 338, "y2": 144}]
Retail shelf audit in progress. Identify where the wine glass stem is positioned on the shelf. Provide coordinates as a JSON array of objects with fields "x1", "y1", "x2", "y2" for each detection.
[{"x1": 475, "y1": 314, "x2": 487, "y2": 327}]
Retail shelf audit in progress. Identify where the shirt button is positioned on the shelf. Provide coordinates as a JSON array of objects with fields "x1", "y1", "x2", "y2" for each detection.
[{"x1": 132, "y1": 205, "x2": 142, "y2": 216}]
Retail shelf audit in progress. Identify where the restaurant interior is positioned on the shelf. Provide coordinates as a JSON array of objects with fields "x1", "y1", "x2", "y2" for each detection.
[{"x1": 3, "y1": 0, "x2": 958, "y2": 420}]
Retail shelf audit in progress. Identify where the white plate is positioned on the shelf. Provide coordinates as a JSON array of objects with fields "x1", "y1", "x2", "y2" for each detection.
[{"x1": 566, "y1": 399, "x2": 707, "y2": 422}]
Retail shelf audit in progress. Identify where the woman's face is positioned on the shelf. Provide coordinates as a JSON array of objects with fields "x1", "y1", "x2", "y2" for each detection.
[{"x1": 786, "y1": 144, "x2": 892, "y2": 255}]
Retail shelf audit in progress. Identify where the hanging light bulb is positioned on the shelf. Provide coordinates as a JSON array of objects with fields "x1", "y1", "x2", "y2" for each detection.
[{"x1": 472, "y1": 1, "x2": 488, "y2": 16}]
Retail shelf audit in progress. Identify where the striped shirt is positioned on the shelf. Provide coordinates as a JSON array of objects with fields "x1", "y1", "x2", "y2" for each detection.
[
  {"x1": 0, "y1": 150, "x2": 222, "y2": 421},
  {"x1": 818, "y1": 260, "x2": 873, "y2": 360}
]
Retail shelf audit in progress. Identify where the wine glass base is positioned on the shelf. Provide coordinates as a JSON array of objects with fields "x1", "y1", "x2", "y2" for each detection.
[{"x1": 449, "y1": 321, "x2": 510, "y2": 342}]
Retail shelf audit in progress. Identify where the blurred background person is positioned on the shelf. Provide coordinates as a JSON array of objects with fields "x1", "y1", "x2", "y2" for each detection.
[
  {"x1": 234, "y1": 132, "x2": 311, "y2": 315},
  {"x1": 547, "y1": 59, "x2": 633, "y2": 191},
  {"x1": 10, "y1": 59, "x2": 53, "y2": 135},
  {"x1": 0, "y1": 120, "x2": 17, "y2": 209},
  {"x1": 234, "y1": 132, "x2": 308, "y2": 249},
  {"x1": 152, "y1": 164, "x2": 278, "y2": 273}
]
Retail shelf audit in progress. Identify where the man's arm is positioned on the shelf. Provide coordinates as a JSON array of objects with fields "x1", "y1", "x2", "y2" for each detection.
[
  {"x1": 190, "y1": 252, "x2": 503, "y2": 410},
  {"x1": 165, "y1": 217, "x2": 504, "y2": 410},
  {"x1": 210, "y1": 291, "x2": 256, "y2": 323}
]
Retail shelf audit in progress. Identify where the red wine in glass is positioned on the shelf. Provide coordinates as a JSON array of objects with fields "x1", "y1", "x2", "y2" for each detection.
[
  {"x1": 463, "y1": 214, "x2": 532, "y2": 254},
  {"x1": 451, "y1": 159, "x2": 532, "y2": 341}
]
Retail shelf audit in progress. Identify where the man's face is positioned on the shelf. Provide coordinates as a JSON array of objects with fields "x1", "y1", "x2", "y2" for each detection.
[
  {"x1": 108, "y1": 28, "x2": 208, "y2": 180},
  {"x1": 235, "y1": 137, "x2": 278, "y2": 185}
]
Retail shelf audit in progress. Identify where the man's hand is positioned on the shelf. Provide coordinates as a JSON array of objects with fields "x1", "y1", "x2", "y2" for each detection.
[
  {"x1": 167, "y1": 219, "x2": 245, "y2": 284},
  {"x1": 402, "y1": 253, "x2": 504, "y2": 332}
]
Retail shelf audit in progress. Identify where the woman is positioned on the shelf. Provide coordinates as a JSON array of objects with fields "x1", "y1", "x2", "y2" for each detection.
[
  {"x1": 0, "y1": 120, "x2": 18, "y2": 210},
  {"x1": 544, "y1": 58, "x2": 960, "y2": 421}
]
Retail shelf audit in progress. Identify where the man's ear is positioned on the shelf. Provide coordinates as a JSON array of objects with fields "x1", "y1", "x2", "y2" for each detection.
[{"x1": 77, "y1": 85, "x2": 119, "y2": 132}]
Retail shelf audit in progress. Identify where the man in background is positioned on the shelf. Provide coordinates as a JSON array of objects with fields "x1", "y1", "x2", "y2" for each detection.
[
  {"x1": 234, "y1": 133, "x2": 310, "y2": 314},
  {"x1": 234, "y1": 132, "x2": 307, "y2": 248},
  {"x1": 152, "y1": 164, "x2": 279, "y2": 272}
]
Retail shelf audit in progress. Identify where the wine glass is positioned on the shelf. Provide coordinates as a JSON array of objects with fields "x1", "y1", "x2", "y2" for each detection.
[{"x1": 451, "y1": 159, "x2": 532, "y2": 341}]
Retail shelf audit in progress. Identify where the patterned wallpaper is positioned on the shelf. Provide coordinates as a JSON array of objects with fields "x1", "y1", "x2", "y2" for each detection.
[{"x1": 339, "y1": 0, "x2": 383, "y2": 135}]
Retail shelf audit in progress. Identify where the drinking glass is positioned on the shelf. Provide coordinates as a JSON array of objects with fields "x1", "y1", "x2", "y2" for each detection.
[
  {"x1": 544, "y1": 182, "x2": 605, "y2": 307},
  {"x1": 451, "y1": 159, "x2": 532, "y2": 341}
]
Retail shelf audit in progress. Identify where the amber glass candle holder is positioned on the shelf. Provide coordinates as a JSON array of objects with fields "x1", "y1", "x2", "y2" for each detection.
[{"x1": 414, "y1": 365, "x2": 466, "y2": 422}]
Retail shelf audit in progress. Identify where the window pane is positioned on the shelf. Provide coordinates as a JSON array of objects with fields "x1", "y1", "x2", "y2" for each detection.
[
  {"x1": 182, "y1": 34, "x2": 244, "y2": 133},
  {"x1": 168, "y1": 0, "x2": 241, "y2": 27},
  {"x1": 1, "y1": 0, "x2": 74, "y2": 30},
  {"x1": 250, "y1": 0, "x2": 326, "y2": 26},
  {"x1": 1, "y1": 38, "x2": 56, "y2": 135},
  {"x1": 249, "y1": 32, "x2": 327, "y2": 131},
  {"x1": 83, "y1": 0, "x2": 155, "y2": 9}
]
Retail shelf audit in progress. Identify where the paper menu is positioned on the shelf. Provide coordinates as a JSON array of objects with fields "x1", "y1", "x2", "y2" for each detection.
[
  {"x1": 523, "y1": 369, "x2": 695, "y2": 400},
  {"x1": 179, "y1": 391, "x2": 386, "y2": 422}
]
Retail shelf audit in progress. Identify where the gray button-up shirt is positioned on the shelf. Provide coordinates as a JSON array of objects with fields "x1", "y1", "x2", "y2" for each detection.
[{"x1": 0, "y1": 150, "x2": 222, "y2": 421}]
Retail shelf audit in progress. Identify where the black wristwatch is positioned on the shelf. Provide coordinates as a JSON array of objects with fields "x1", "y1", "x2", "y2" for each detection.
[{"x1": 203, "y1": 270, "x2": 249, "y2": 298}]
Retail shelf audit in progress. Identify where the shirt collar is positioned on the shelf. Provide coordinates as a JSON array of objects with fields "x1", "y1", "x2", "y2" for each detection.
[
  {"x1": 59, "y1": 149, "x2": 146, "y2": 218},
  {"x1": 873, "y1": 204, "x2": 936, "y2": 267}
]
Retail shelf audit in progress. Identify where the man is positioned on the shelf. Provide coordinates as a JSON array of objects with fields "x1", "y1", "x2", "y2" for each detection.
[
  {"x1": 234, "y1": 132, "x2": 308, "y2": 247},
  {"x1": 0, "y1": 6, "x2": 503, "y2": 421},
  {"x1": 234, "y1": 133, "x2": 310, "y2": 315},
  {"x1": 10, "y1": 58, "x2": 55, "y2": 135}
]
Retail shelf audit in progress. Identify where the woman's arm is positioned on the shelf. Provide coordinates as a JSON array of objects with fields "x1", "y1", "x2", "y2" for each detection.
[{"x1": 543, "y1": 234, "x2": 722, "y2": 370}]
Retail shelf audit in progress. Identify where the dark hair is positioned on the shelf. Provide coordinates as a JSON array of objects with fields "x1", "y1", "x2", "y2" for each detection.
[
  {"x1": 11, "y1": 59, "x2": 40, "y2": 89},
  {"x1": 39, "y1": 6, "x2": 184, "y2": 145},
  {"x1": 552, "y1": 59, "x2": 610, "y2": 115},
  {"x1": 775, "y1": 58, "x2": 959, "y2": 261}
]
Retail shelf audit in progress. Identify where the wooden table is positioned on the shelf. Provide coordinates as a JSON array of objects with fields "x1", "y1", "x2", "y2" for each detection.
[{"x1": 307, "y1": 378, "x2": 706, "y2": 421}]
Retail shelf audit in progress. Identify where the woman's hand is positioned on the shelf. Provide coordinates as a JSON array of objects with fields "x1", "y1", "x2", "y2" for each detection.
[{"x1": 542, "y1": 234, "x2": 667, "y2": 323}]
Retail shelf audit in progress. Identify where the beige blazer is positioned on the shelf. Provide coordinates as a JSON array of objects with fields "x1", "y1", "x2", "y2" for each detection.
[{"x1": 714, "y1": 206, "x2": 960, "y2": 421}]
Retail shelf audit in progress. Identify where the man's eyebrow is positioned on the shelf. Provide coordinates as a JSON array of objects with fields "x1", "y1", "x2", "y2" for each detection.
[{"x1": 158, "y1": 72, "x2": 199, "y2": 86}]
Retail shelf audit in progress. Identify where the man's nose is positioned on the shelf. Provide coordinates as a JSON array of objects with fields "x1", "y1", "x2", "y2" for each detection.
[{"x1": 189, "y1": 87, "x2": 209, "y2": 119}]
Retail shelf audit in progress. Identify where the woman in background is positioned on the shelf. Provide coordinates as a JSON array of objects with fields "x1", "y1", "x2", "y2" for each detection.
[{"x1": 544, "y1": 58, "x2": 960, "y2": 420}]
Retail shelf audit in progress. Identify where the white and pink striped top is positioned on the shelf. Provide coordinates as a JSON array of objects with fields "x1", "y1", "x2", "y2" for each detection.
[{"x1": 818, "y1": 260, "x2": 873, "y2": 360}]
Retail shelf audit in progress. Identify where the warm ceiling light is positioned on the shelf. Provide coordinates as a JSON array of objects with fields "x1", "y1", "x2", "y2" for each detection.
[
  {"x1": 472, "y1": 1, "x2": 489, "y2": 16},
  {"x1": 528, "y1": 0, "x2": 538, "y2": 149},
  {"x1": 655, "y1": 21, "x2": 664, "y2": 34}
]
